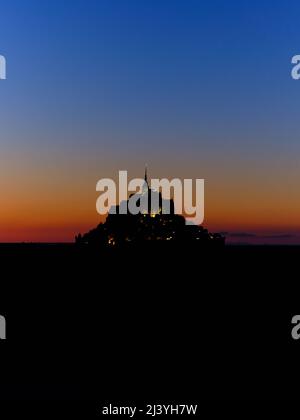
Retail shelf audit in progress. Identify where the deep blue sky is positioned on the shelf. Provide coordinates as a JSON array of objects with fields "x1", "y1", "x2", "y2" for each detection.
[
  {"x1": 1, "y1": 0, "x2": 299, "y2": 152},
  {"x1": 1, "y1": 0, "x2": 300, "y2": 241}
]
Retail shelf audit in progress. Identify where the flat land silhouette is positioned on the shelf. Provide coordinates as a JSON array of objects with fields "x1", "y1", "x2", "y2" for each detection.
[{"x1": 0, "y1": 243, "x2": 299, "y2": 401}]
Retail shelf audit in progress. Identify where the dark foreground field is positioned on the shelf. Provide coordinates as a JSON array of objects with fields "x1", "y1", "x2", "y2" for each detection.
[{"x1": 0, "y1": 243, "x2": 299, "y2": 406}]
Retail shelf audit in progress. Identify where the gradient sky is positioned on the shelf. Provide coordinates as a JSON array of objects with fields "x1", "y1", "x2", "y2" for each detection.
[{"x1": 1, "y1": 0, "x2": 300, "y2": 243}]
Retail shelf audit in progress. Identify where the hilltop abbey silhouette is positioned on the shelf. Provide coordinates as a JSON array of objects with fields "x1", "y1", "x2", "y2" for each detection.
[{"x1": 75, "y1": 168, "x2": 225, "y2": 248}]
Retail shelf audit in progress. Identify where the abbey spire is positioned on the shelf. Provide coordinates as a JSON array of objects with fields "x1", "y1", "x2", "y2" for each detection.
[{"x1": 144, "y1": 164, "x2": 148, "y2": 187}]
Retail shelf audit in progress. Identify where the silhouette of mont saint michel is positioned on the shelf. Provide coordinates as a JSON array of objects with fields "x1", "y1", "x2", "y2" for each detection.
[{"x1": 75, "y1": 168, "x2": 225, "y2": 249}]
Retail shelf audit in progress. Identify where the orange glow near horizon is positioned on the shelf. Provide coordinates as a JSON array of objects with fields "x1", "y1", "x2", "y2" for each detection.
[
  {"x1": 1, "y1": 152, "x2": 300, "y2": 243},
  {"x1": 1, "y1": 181, "x2": 300, "y2": 242}
]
